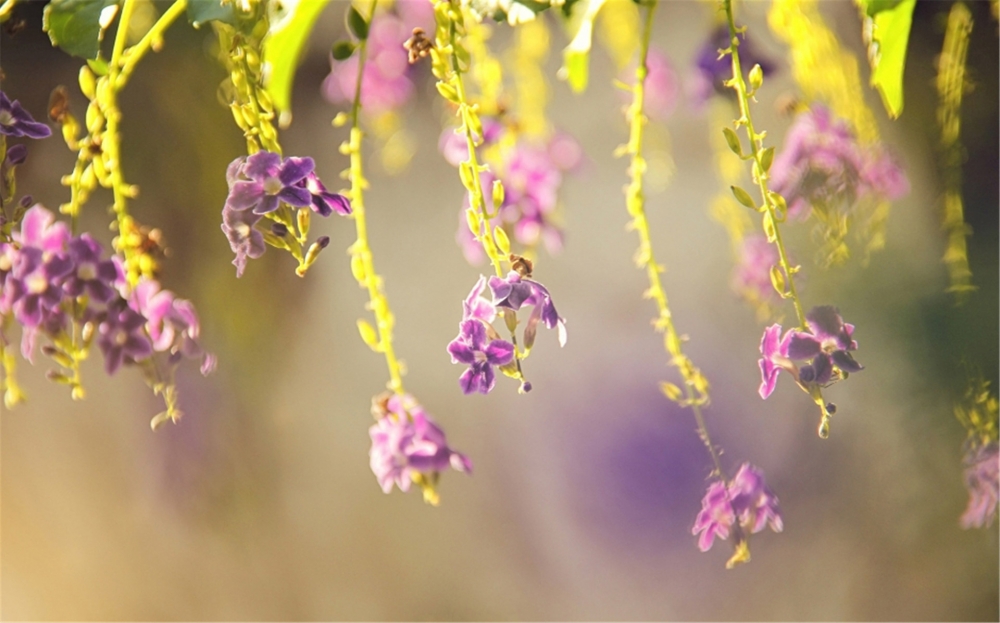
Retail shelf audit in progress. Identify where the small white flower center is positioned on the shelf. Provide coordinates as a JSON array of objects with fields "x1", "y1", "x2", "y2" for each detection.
[
  {"x1": 78, "y1": 261, "x2": 97, "y2": 281},
  {"x1": 474, "y1": 350, "x2": 488, "y2": 363},
  {"x1": 235, "y1": 223, "x2": 251, "y2": 238},
  {"x1": 114, "y1": 329, "x2": 129, "y2": 346},
  {"x1": 0, "y1": 110, "x2": 12, "y2": 126},
  {"x1": 263, "y1": 176, "x2": 283, "y2": 196},
  {"x1": 26, "y1": 272, "x2": 47, "y2": 294},
  {"x1": 0, "y1": 255, "x2": 11, "y2": 272}
]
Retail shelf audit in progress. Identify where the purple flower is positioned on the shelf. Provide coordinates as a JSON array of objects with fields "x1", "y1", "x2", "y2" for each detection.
[
  {"x1": 5, "y1": 143, "x2": 27, "y2": 165},
  {"x1": 692, "y1": 464, "x2": 782, "y2": 552},
  {"x1": 771, "y1": 106, "x2": 909, "y2": 218},
  {"x1": 690, "y1": 26, "x2": 776, "y2": 108},
  {"x1": 786, "y1": 306, "x2": 863, "y2": 382},
  {"x1": 692, "y1": 480, "x2": 736, "y2": 552},
  {"x1": 14, "y1": 204, "x2": 70, "y2": 253},
  {"x1": 960, "y1": 443, "x2": 999, "y2": 529},
  {"x1": 758, "y1": 323, "x2": 793, "y2": 399},
  {"x1": 221, "y1": 205, "x2": 266, "y2": 278},
  {"x1": 369, "y1": 394, "x2": 471, "y2": 495},
  {"x1": 759, "y1": 306, "x2": 862, "y2": 398},
  {"x1": 324, "y1": 13, "x2": 416, "y2": 114},
  {"x1": 0, "y1": 91, "x2": 51, "y2": 139},
  {"x1": 462, "y1": 275, "x2": 497, "y2": 323},
  {"x1": 225, "y1": 152, "x2": 313, "y2": 215},
  {"x1": 489, "y1": 271, "x2": 567, "y2": 347},
  {"x1": 64, "y1": 234, "x2": 117, "y2": 304},
  {"x1": 298, "y1": 171, "x2": 351, "y2": 217},
  {"x1": 97, "y1": 300, "x2": 153, "y2": 374},
  {"x1": 447, "y1": 319, "x2": 515, "y2": 394},
  {"x1": 7, "y1": 246, "x2": 73, "y2": 328},
  {"x1": 129, "y1": 279, "x2": 177, "y2": 352},
  {"x1": 728, "y1": 463, "x2": 783, "y2": 534}
]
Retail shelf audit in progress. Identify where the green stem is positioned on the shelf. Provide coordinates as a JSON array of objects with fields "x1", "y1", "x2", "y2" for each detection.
[
  {"x1": 348, "y1": 0, "x2": 405, "y2": 395},
  {"x1": 722, "y1": 0, "x2": 806, "y2": 330},
  {"x1": 117, "y1": 0, "x2": 188, "y2": 88},
  {"x1": 446, "y1": 14, "x2": 504, "y2": 278},
  {"x1": 626, "y1": 0, "x2": 721, "y2": 476},
  {"x1": 723, "y1": 0, "x2": 832, "y2": 436}
]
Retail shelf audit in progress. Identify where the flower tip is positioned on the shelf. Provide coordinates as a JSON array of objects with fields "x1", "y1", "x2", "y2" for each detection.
[{"x1": 725, "y1": 540, "x2": 752, "y2": 569}]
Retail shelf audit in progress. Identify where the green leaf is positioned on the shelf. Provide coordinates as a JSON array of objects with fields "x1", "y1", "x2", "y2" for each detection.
[
  {"x1": 263, "y1": 0, "x2": 333, "y2": 128},
  {"x1": 860, "y1": 0, "x2": 915, "y2": 118},
  {"x1": 186, "y1": 0, "x2": 235, "y2": 27},
  {"x1": 42, "y1": 0, "x2": 118, "y2": 60},
  {"x1": 86, "y1": 57, "x2": 109, "y2": 76},
  {"x1": 347, "y1": 5, "x2": 368, "y2": 40},
  {"x1": 860, "y1": 0, "x2": 903, "y2": 18},
  {"x1": 559, "y1": 0, "x2": 607, "y2": 93},
  {"x1": 331, "y1": 40, "x2": 355, "y2": 61}
]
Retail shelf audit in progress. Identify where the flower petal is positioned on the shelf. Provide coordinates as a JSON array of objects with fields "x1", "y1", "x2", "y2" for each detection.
[{"x1": 786, "y1": 332, "x2": 822, "y2": 360}]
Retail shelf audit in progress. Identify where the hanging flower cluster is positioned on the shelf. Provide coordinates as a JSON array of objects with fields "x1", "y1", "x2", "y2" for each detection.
[
  {"x1": 770, "y1": 105, "x2": 909, "y2": 219},
  {"x1": 447, "y1": 260, "x2": 565, "y2": 395},
  {"x1": 221, "y1": 151, "x2": 350, "y2": 277},
  {"x1": 1, "y1": 205, "x2": 213, "y2": 419},
  {"x1": 441, "y1": 118, "x2": 581, "y2": 265},
  {"x1": 758, "y1": 305, "x2": 862, "y2": 402},
  {"x1": 369, "y1": 392, "x2": 471, "y2": 505},
  {"x1": 693, "y1": 464, "x2": 783, "y2": 564},
  {"x1": 323, "y1": 1, "x2": 434, "y2": 115}
]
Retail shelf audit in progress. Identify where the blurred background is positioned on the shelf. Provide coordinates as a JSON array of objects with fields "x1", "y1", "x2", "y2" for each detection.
[{"x1": 2, "y1": 0, "x2": 997, "y2": 619}]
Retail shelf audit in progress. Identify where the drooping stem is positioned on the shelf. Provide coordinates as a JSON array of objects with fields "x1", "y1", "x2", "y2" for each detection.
[
  {"x1": 446, "y1": 16, "x2": 505, "y2": 278},
  {"x1": 722, "y1": 0, "x2": 805, "y2": 330},
  {"x1": 723, "y1": 0, "x2": 832, "y2": 437},
  {"x1": 345, "y1": 0, "x2": 405, "y2": 395},
  {"x1": 625, "y1": 0, "x2": 721, "y2": 477}
]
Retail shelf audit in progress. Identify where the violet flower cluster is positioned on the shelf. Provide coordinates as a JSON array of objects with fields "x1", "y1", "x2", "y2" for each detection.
[
  {"x1": 221, "y1": 151, "x2": 350, "y2": 277},
  {"x1": 960, "y1": 442, "x2": 999, "y2": 529},
  {"x1": 440, "y1": 118, "x2": 582, "y2": 264},
  {"x1": 447, "y1": 266, "x2": 566, "y2": 395},
  {"x1": 322, "y1": 2, "x2": 434, "y2": 114},
  {"x1": 759, "y1": 305, "x2": 862, "y2": 400},
  {"x1": 369, "y1": 392, "x2": 471, "y2": 504},
  {"x1": 1, "y1": 205, "x2": 214, "y2": 378},
  {"x1": 693, "y1": 463, "x2": 783, "y2": 553},
  {"x1": 770, "y1": 105, "x2": 909, "y2": 219}
]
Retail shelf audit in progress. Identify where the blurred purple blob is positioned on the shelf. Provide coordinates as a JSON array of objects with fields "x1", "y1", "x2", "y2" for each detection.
[
  {"x1": 369, "y1": 393, "x2": 471, "y2": 494},
  {"x1": 961, "y1": 442, "x2": 999, "y2": 529},
  {"x1": 771, "y1": 105, "x2": 909, "y2": 218}
]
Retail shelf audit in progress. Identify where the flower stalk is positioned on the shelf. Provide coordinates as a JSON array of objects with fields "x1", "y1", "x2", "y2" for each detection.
[
  {"x1": 342, "y1": 0, "x2": 405, "y2": 395},
  {"x1": 623, "y1": 0, "x2": 720, "y2": 477},
  {"x1": 721, "y1": 0, "x2": 834, "y2": 437}
]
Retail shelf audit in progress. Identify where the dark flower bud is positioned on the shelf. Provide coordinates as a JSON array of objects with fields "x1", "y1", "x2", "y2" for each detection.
[
  {"x1": 270, "y1": 222, "x2": 289, "y2": 237},
  {"x1": 6, "y1": 143, "x2": 27, "y2": 165},
  {"x1": 316, "y1": 235, "x2": 330, "y2": 249},
  {"x1": 18, "y1": 194, "x2": 32, "y2": 208}
]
